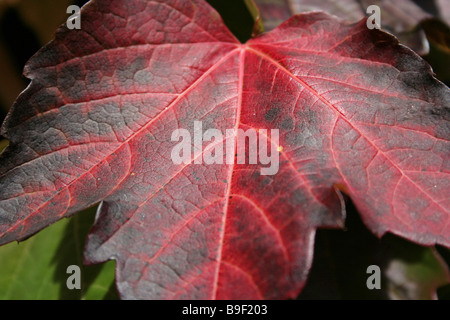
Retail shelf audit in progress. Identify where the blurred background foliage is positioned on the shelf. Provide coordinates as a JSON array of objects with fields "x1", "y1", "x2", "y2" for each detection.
[{"x1": 0, "y1": 0, "x2": 448, "y2": 300}]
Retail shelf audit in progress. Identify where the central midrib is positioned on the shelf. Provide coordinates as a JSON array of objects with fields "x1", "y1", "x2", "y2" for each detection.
[
  {"x1": 211, "y1": 47, "x2": 246, "y2": 299},
  {"x1": 245, "y1": 45, "x2": 447, "y2": 215}
]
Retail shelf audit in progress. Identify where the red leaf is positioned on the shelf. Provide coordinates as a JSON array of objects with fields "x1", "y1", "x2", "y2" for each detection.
[{"x1": 0, "y1": 0, "x2": 449, "y2": 299}]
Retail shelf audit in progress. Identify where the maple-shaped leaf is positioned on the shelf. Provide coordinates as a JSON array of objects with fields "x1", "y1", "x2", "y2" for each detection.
[{"x1": 0, "y1": 0, "x2": 449, "y2": 299}]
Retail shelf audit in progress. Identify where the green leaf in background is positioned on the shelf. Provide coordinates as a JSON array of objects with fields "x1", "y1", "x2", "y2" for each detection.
[
  {"x1": 0, "y1": 204, "x2": 118, "y2": 300},
  {"x1": 383, "y1": 238, "x2": 449, "y2": 300},
  {"x1": 436, "y1": 246, "x2": 450, "y2": 299},
  {"x1": 244, "y1": 0, "x2": 265, "y2": 36},
  {"x1": 0, "y1": 140, "x2": 8, "y2": 152},
  {"x1": 298, "y1": 201, "x2": 450, "y2": 300}
]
